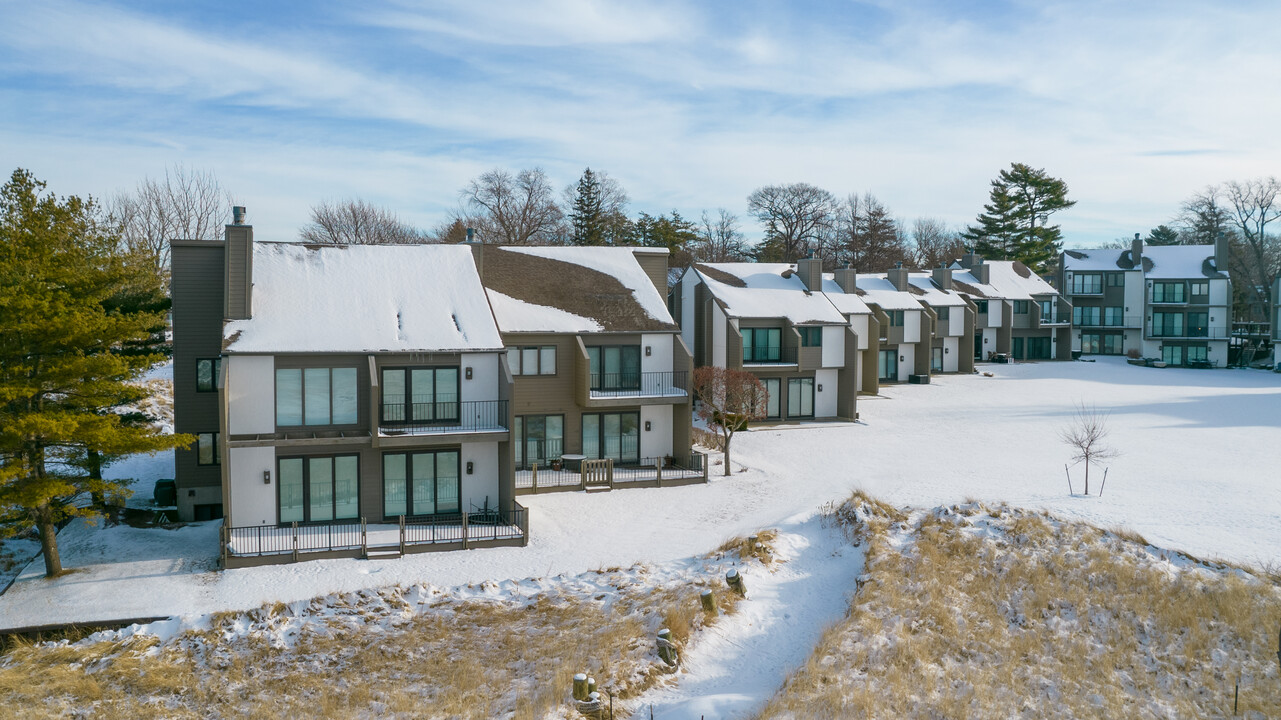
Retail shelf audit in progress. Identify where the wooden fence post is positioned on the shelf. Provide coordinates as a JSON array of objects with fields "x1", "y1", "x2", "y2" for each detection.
[
  {"x1": 462, "y1": 511, "x2": 469, "y2": 550},
  {"x1": 361, "y1": 517, "x2": 367, "y2": 557},
  {"x1": 399, "y1": 514, "x2": 406, "y2": 555},
  {"x1": 291, "y1": 521, "x2": 299, "y2": 563},
  {"x1": 700, "y1": 588, "x2": 717, "y2": 615},
  {"x1": 607, "y1": 458, "x2": 614, "y2": 489},
  {"x1": 532, "y1": 462, "x2": 538, "y2": 494},
  {"x1": 656, "y1": 459, "x2": 663, "y2": 488},
  {"x1": 726, "y1": 568, "x2": 746, "y2": 596}
]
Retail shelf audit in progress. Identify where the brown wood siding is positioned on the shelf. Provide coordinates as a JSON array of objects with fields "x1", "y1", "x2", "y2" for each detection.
[
  {"x1": 632, "y1": 252, "x2": 669, "y2": 299},
  {"x1": 171, "y1": 241, "x2": 227, "y2": 504}
]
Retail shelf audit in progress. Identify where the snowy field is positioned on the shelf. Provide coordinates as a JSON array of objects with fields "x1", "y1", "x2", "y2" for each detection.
[{"x1": 2, "y1": 358, "x2": 1278, "y2": 640}]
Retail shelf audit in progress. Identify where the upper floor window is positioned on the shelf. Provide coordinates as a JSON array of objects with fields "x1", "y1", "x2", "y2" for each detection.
[
  {"x1": 276, "y1": 367, "x2": 358, "y2": 427},
  {"x1": 1189, "y1": 281, "x2": 1209, "y2": 297},
  {"x1": 1106, "y1": 273, "x2": 1124, "y2": 287},
  {"x1": 1071, "y1": 273, "x2": 1102, "y2": 294},
  {"x1": 1152, "y1": 311, "x2": 1184, "y2": 337},
  {"x1": 937, "y1": 307, "x2": 950, "y2": 322},
  {"x1": 887, "y1": 310, "x2": 905, "y2": 327},
  {"x1": 1039, "y1": 300, "x2": 1053, "y2": 322},
  {"x1": 196, "y1": 358, "x2": 221, "y2": 393},
  {"x1": 587, "y1": 345, "x2": 641, "y2": 391},
  {"x1": 1103, "y1": 307, "x2": 1125, "y2": 326},
  {"x1": 799, "y1": 327, "x2": 823, "y2": 347},
  {"x1": 1152, "y1": 282, "x2": 1185, "y2": 303},
  {"x1": 196, "y1": 432, "x2": 220, "y2": 466},
  {"x1": 1073, "y1": 306, "x2": 1101, "y2": 326},
  {"x1": 742, "y1": 328, "x2": 782, "y2": 362},
  {"x1": 974, "y1": 300, "x2": 989, "y2": 314},
  {"x1": 381, "y1": 367, "x2": 459, "y2": 424},
  {"x1": 1012, "y1": 300, "x2": 1030, "y2": 314},
  {"x1": 509, "y1": 346, "x2": 556, "y2": 376}
]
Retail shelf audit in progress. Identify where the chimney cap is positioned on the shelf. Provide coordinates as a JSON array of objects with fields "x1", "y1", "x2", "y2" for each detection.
[
  {"x1": 1135, "y1": 232, "x2": 1140, "y2": 240},
  {"x1": 232, "y1": 206, "x2": 247, "y2": 225}
]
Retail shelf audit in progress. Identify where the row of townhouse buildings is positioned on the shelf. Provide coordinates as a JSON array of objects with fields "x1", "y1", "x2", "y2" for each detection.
[{"x1": 173, "y1": 210, "x2": 1240, "y2": 566}]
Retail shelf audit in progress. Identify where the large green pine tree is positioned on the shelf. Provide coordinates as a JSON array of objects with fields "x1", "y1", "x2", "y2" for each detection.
[
  {"x1": 569, "y1": 168, "x2": 605, "y2": 245},
  {"x1": 963, "y1": 163, "x2": 1075, "y2": 272},
  {"x1": 0, "y1": 169, "x2": 190, "y2": 577}
]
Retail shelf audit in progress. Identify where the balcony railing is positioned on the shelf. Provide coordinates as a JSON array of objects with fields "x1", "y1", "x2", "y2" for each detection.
[
  {"x1": 222, "y1": 505, "x2": 528, "y2": 563},
  {"x1": 379, "y1": 400, "x2": 508, "y2": 436},
  {"x1": 1075, "y1": 315, "x2": 1143, "y2": 328},
  {"x1": 742, "y1": 345, "x2": 798, "y2": 365},
  {"x1": 589, "y1": 371, "x2": 688, "y2": 398},
  {"x1": 1147, "y1": 326, "x2": 1229, "y2": 339},
  {"x1": 515, "y1": 452, "x2": 708, "y2": 493}
]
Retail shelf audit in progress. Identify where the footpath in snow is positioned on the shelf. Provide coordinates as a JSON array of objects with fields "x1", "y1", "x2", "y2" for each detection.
[{"x1": 0, "y1": 358, "x2": 1277, "y2": 629}]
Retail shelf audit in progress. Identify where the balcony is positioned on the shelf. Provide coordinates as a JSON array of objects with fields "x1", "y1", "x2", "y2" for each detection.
[
  {"x1": 378, "y1": 399, "x2": 508, "y2": 438},
  {"x1": 742, "y1": 345, "x2": 799, "y2": 366},
  {"x1": 1146, "y1": 326, "x2": 1229, "y2": 340},
  {"x1": 589, "y1": 371, "x2": 688, "y2": 399},
  {"x1": 515, "y1": 452, "x2": 708, "y2": 494},
  {"x1": 1075, "y1": 315, "x2": 1143, "y2": 329}
]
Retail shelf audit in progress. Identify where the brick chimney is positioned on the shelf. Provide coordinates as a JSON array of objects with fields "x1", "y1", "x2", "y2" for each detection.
[
  {"x1": 833, "y1": 265, "x2": 858, "y2": 294},
  {"x1": 797, "y1": 256, "x2": 823, "y2": 292},
  {"x1": 1214, "y1": 231, "x2": 1230, "y2": 273},
  {"x1": 974, "y1": 259, "x2": 990, "y2": 285},
  {"x1": 887, "y1": 262, "x2": 909, "y2": 292},
  {"x1": 932, "y1": 266, "x2": 952, "y2": 290},
  {"x1": 224, "y1": 206, "x2": 253, "y2": 320},
  {"x1": 1131, "y1": 232, "x2": 1143, "y2": 269}
]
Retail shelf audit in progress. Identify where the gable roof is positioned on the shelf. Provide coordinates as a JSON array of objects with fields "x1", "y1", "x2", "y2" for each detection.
[
  {"x1": 906, "y1": 274, "x2": 969, "y2": 307},
  {"x1": 855, "y1": 274, "x2": 927, "y2": 311},
  {"x1": 1061, "y1": 244, "x2": 1225, "y2": 280},
  {"x1": 819, "y1": 275, "x2": 872, "y2": 316},
  {"x1": 482, "y1": 246, "x2": 677, "y2": 333},
  {"x1": 694, "y1": 263, "x2": 848, "y2": 324},
  {"x1": 223, "y1": 243, "x2": 503, "y2": 354},
  {"x1": 981, "y1": 260, "x2": 1060, "y2": 299}
]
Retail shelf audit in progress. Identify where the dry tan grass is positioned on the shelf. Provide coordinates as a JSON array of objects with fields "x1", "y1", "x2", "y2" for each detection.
[
  {"x1": 715, "y1": 528, "x2": 780, "y2": 567},
  {"x1": 0, "y1": 563, "x2": 753, "y2": 720},
  {"x1": 755, "y1": 494, "x2": 1281, "y2": 719}
]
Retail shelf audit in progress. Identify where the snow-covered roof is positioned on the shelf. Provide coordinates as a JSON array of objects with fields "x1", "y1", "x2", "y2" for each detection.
[
  {"x1": 981, "y1": 261, "x2": 1059, "y2": 299},
  {"x1": 906, "y1": 274, "x2": 969, "y2": 307},
  {"x1": 482, "y1": 246, "x2": 677, "y2": 333},
  {"x1": 224, "y1": 243, "x2": 503, "y2": 354},
  {"x1": 819, "y1": 276, "x2": 872, "y2": 316},
  {"x1": 855, "y1": 274, "x2": 927, "y2": 311},
  {"x1": 695, "y1": 263, "x2": 847, "y2": 324},
  {"x1": 1061, "y1": 244, "x2": 1223, "y2": 280}
]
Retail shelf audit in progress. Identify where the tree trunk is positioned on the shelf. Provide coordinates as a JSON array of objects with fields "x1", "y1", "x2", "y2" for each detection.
[
  {"x1": 89, "y1": 449, "x2": 104, "y2": 508},
  {"x1": 37, "y1": 511, "x2": 62, "y2": 577},
  {"x1": 1084, "y1": 462, "x2": 1090, "y2": 496},
  {"x1": 722, "y1": 434, "x2": 732, "y2": 476}
]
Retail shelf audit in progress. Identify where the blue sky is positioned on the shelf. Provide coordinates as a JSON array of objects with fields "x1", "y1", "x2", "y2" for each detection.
[{"x1": 1, "y1": 0, "x2": 1277, "y2": 246}]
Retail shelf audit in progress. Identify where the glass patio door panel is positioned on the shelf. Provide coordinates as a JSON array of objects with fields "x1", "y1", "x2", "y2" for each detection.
[
  {"x1": 435, "y1": 452, "x2": 460, "y2": 514},
  {"x1": 279, "y1": 458, "x2": 305, "y2": 523},
  {"x1": 619, "y1": 413, "x2": 639, "y2": 462},
  {"x1": 435, "y1": 368, "x2": 459, "y2": 419},
  {"x1": 931, "y1": 347, "x2": 944, "y2": 372},
  {"x1": 582, "y1": 412, "x2": 639, "y2": 463},
  {"x1": 383, "y1": 454, "x2": 407, "y2": 517},
  {"x1": 411, "y1": 452, "x2": 436, "y2": 515},
  {"x1": 1162, "y1": 345, "x2": 1184, "y2": 366},
  {"x1": 304, "y1": 368, "x2": 331, "y2": 425},
  {"x1": 382, "y1": 369, "x2": 406, "y2": 422},
  {"x1": 333, "y1": 455, "x2": 359, "y2": 520},
  {"x1": 602, "y1": 413, "x2": 622, "y2": 460},
  {"x1": 581, "y1": 414, "x2": 600, "y2": 458},
  {"x1": 308, "y1": 457, "x2": 334, "y2": 522},
  {"x1": 878, "y1": 350, "x2": 897, "y2": 381},
  {"x1": 1081, "y1": 334, "x2": 1101, "y2": 353},
  {"x1": 1013, "y1": 337, "x2": 1025, "y2": 359},
  {"x1": 787, "y1": 378, "x2": 813, "y2": 417},
  {"x1": 763, "y1": 378, "x2": 780, "y2": 419},
  {"x1": 411, "y1": 368, "x2": 436, "y2": 421}
]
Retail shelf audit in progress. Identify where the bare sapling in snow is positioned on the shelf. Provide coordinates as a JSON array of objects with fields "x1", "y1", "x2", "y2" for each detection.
[
  {"x1": 1059, "y1": 403, "x2": 1120, "y2": 495},
  {"x1": 691, "y1": 366, "x2": 767, "y2": 476}
]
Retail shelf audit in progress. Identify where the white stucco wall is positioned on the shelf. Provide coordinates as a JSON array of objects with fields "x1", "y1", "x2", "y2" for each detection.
[
  {"x1": 821, "y1": 325, "x2": 845, "y2": 368},
  {"x1": 898, "y1": 344, "x2": 915, "y2": 382},
  {"x1": 981, "y1": 328, "x2": 998, "y2": 357},
  {"x1": 814, "y1": 369, "x2": 838, "y2": 418},
  {"x1": 712, "y1": 304, "x2": 727, "y2": 367},
  {"x1": 904, "y1": 310, "x2": 922, "y2": 343},
  {"x1": 1125, "y1": 271, "x2": 1144, "y2": 317},
  {"x1": 640, "y1": 405, "x2": 674, "y2": 459},
  {"x1": 459, "y1": 441, "x2": 501, "y2": 513},
  {"x1": 1209, "y1": 279, "x2": 1230, "y2": 311},
  {"x1": 850, "y1": 314, "x2": 870, "y2": 350},
  {"x1": 855, "y1": 352, "x2": 864, "y2": 392},
  {"x1": 641, "y1": 333, "x2": 675, "y2": 375},
  {"x1": 989, "y1": 300, "x2": 1003, "y2": 326},
  {"x1": 227, "y1": 355, "x2": 276, "y2": 434},
  {"x1": 460, "y1": 352, "x2": 500, "y2": 402},
  {"x1": 228, "y1": 445, "x2": 276, "y2": 526},
  {"x1": 943, "y1": 337, "x2": 959, "y2": 372},
  {"x1": 950, "y1": 310, "x2": 965, "y2": 336}
]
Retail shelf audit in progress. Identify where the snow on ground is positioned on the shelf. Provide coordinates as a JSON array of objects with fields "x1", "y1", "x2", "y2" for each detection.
[{"x1": 3, "y1": 358, "x2": 1278, "y2": 642}]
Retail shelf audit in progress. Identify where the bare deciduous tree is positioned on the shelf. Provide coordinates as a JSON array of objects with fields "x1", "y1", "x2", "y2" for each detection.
[
  {"x1": 1222, "y1": 178, "x2": 1281, "y2": 321},
  {"x1": 111, "y1": 165, "x2": 233, "y2": 280},
  {"x1": 695, "y1": 209, "x2": 749, "y2": 262},
  {"x1": 910, "y1": 217, "x2": 966, "y2": 270},
  {"x1": 299, "y1": 198, "x2": 427, "y2": 245},
  {"x1": 691, "y1": 366, "x2": 767, "y2": 476},
  {"x1": 746, "y1": 183, "x2": 836, "y2": 263},
  {"x1": 1059, "y1": 404, "x2": 1119, "y2": 495},
  {"x1": 461, "y1": 167, "x2": 564, "y2": 244}
]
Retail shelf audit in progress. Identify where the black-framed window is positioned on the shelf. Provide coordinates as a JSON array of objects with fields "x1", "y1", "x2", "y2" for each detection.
[
  {"x1": 279, "y1": 454, "x2": 359, "y2": 524},
  {"x1": 1012, "y1": 300, "x2": 1030, "y2": 314},
  {"x1": 1162, "y1": 344, "x2": 1185, "y2": 366},
  {"x1": 1106, "y1": 273, "x2": 1124, "y2": 287},
  {"x1": 1152, "y1": 312, "x2": 1184, "y2": 337},
  {"x1": 974, "y1": 300, "x2": 989, "y2": 314},
  {"x1": 1190, "y1": 281, "x2": 1209, "y2": 297},
  {"x1": 1103, "y1": 307, "x2": 1124, "y2": 326},
  {"x1": 887, "y1": 310, "x2": 904, "y2": 327},
  {"x1": 1101, "y1": 334, "x2": 1123, "y2": 355},
  {"x1": 381, "y1": 367, "x2": 459, "y2": 424},
  {"x1": 1187, "y1": 312, "x2": 1208, "y2": 337},
  {"x1": 742, "y1": 328, "x2": 782, "y2": 362},
  {"x1": 936, "y1": 307, "x2": 950, "y2": 322},
  {"x1": 382, "y1": 450, "x2": 460, "y2": 518},
  {"x1": 1039, "y1": 300, "x2": 1054, "y2": 323},
  {"x1": 931, "y1": 346, "x2": 944, "y2": 371},
  {"x1": 1071, "y1": 273, "x2": 1102, "y2": 294},
  {"x1": 508, "y1": 346, "x2": 556, "y2": 376},
  {"x1": 799, "y1": 327, "x2": 823, "y2": 347},
  {"x1": 196, "y1": 432, "x2": 220, "y2": 466},
  {"x1": 1081, "y1": 333, "x2": 1101, "y2": 354},
  {"x1": 582, "y1": 412, "x2": 639, "y2": 463},
  {"x1": 1073, "y1": 306, "x2": 1100, "y2": 326},
  {"x1": 787, "y1": 378, "x2": 814, "y2": 418},
  {"x1": 196, "y1": 358, "x2": 221, "y2": 393},
  {"x1": 762, "y1": 378, "x2": 781, "y2": 419},
  {"x1": 1152, "y1": 281, "x2": 1185, "y2": 303},
  {"x1": 587, "y1": 346, "x2": 641, "y2": 391},
  {"x1": 276, "y1": 367, "x2": 358, "y2": 427},
  {"x1": 1186, "y1": 344, "x2": 1208, "y2": 363},
  {"x1": 878, "y1": 349, "x2": 897, "y2": 381},
  {"x1": 1027, "y1": 337, "x2": 1052, "y2": 359},
  {"x1": 515, "y1": 415, "x2": 564, "y2": 469}
]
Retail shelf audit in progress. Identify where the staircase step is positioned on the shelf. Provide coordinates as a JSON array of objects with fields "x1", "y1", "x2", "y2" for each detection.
[{"x1": 365, "y1": 548, "x2": 403, "y2": 560}]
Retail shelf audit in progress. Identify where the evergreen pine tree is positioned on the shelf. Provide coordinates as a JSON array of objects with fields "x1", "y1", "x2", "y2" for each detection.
[
  {"x1": 1145, "y1": 224, "x2": 1181, "y2": 246},
  {"x1": 569, "y1": 168, "x2": 604, "y2": 245},
  {"x1": 963, "y1": 163, "x2": 1074, "y2": 272},
  {"x1": 0, "y1": 169, "x2": 191, "y2": 577}
]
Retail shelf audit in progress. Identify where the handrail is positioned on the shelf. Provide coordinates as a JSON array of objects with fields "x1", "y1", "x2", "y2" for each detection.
[{"x1": 379, "y1": 400, "x2": 508, "y2": 435}]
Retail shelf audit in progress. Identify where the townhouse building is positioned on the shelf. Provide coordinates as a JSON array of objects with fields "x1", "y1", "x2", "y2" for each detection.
[
  {"x1": 1059, "y1": 236, "x2": 1231, "y2": 366},
  {"x1": 476, "y1": 245, "x2": 700, "y2": 492},
  {"x1": 950, "y1": 255, "x2": 1072, "y2": 361},
  {"x1": 675, "y1": 258, "x2": 864, "y2": 422},
  {"x1": 854, "y1": 269, "x2": 931, "y2": 385},
  {"x1": 905, "y1": 268, "x2": 976, "y2": 375}
]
